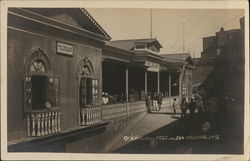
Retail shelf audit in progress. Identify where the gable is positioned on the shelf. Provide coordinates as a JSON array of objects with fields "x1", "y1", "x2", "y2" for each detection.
[
  {"x1": 23, "y1": 8, "x2": 111, "y2": 40},
  {"x1": 50, "y1": 13, "x2": 82, "y2": 28}
]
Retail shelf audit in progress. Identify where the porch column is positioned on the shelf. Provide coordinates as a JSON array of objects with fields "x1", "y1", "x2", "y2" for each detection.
[
  {"x1": 126, "y1": 68, "x2": 129, "y2": 101},
  {"x1": 169, "y1": 73, "x2": 172, "y2": 97},
  {"x1": 126, "y1": 67, "x2": 129, "y2": 117},
  {"x1": 145, "y1": 71, "x2": 147, "y2": 96},
  {"x1": 157, "y1": 72, "x2": 160, "y2": 93},
  {"x1": 179, "y1": 73, "x2": 183, "y2": 101}
]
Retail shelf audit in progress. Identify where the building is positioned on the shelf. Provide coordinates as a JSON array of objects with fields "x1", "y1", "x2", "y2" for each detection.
[
  {"x1": 161, "y1": 53, "x2": 195, "y2": 99},
  {"x1": 8, "y1": 7, "x2": 110, "y2": 143},
  {"x1": 193, "y1": 17, "x2": 244, "y2": 91},
  {"x1": 7, "y1": 8, "x2": 194, "y2": 151},
  {"x1": 195, "y1": 17, "x2": 244, "y2": 102}
]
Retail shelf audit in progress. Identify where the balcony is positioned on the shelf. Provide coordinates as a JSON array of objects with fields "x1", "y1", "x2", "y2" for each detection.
[
  {"x1": 80, "y1": 105, "x2": 102, "y2": 125},
  {"x1": 27, "y1": 109, "x2": 61, "y2": 137}
]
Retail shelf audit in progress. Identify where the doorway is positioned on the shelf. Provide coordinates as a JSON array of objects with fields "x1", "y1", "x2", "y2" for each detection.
[{"x1": 31, "y1": 75, "x2": 47, "y2": 110}]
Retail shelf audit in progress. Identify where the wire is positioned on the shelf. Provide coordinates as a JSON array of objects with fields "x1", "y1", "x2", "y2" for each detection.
[
  {"x1": 171, "y1": 13, "x2": 244, "y2": 53},
  {"x1": 169, "y1": 10, "x2": 211, "y2": 49}
]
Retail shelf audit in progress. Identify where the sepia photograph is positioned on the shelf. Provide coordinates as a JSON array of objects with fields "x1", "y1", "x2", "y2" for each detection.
[{"x1": 1, "y1": 1, "x2": 249, "y2": 160}]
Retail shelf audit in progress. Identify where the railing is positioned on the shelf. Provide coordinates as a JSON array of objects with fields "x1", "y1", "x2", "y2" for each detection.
[
  {"x1": 102, "y1": 103, "x2": 128, "y2": 120},
  {"x1": 27, "y1": 109, "x2": 61, "y2": 137},
  {"x1": 80, "y1": 106, "x2": 102, "y2": 125},
  {"x1": 129, "y1": 101, "x2": 147, "y2": 115},
  {"x1": 102, "y1": 101, "x2": 147, "y2": 121}
]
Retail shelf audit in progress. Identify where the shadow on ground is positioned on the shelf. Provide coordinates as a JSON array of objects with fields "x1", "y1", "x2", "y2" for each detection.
[{"x1": 113, "y1": 105, "x2": 244, "y2": 154}]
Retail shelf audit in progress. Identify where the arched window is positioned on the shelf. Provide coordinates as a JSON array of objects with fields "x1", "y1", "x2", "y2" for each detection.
[
  {"x1": 30, "y1": 59, "x2": 47, "y2": 73},
  {"x1": 77, "y1": 57, "x2": 98, "y2": 107},
  {"x1": 80, "y1": 65, "x2": 91, "y2": 76},
  {"x1": 24, "y1": 49, "x2": 59, "y2": 112}
]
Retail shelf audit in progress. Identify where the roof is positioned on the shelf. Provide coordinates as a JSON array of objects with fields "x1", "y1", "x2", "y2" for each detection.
[
  {"x1": 22, "y1": 8, "x2": 111, "y2": 40},
  {"x1": 161, "y1": 53, "x2": 191, "y2": 62},
  {"x1": 161, "y1": 53, "x2": 195, "y2": 66},
  {"x1": 107, "y1": 38, "x2": 163, "y2": 51}
]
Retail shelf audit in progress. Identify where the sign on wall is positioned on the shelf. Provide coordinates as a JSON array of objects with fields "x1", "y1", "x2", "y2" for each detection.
[
  {"x1": 57, "y1": 42, "x2": 74, "y2": 56},
  {"x1": 144, "y1": 61, "x2": 160, "y2": 72}
]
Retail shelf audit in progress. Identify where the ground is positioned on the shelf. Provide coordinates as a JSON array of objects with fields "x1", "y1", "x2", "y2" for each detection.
[
  {"x1": 8, "y1": 103, "x2": 244, "y2": 154},
  {"x1": 65, "y1": 103, "x2": 244, "y2": 154}
]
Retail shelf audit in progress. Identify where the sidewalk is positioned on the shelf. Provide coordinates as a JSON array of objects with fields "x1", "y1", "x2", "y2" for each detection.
[{"x1": 109, "y1": 105, "x2": 182, "y2": 151}]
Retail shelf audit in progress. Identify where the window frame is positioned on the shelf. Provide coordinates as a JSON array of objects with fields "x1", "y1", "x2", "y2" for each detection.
[
  {"x1": 24, "y1": 49, "x2": 60, "y2": 113},
  {"x1": 78, "y1": 76, "x2": 99, "y2": 107}
]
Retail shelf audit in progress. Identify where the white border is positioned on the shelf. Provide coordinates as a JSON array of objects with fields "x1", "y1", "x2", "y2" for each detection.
[{"x1": 1, "y1": 1, "x2": 249, "y2": 160}]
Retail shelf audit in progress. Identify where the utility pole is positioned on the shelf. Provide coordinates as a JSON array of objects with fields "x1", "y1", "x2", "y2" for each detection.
[
  {"x1": 183, "y1": 22, "x2": 185, "y2": 53},
  {"x1": 150, "y1": 8, "x2": 152, "y2": 39}
]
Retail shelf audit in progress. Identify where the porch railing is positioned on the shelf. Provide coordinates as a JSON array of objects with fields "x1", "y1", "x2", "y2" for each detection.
[
  {"x1": 80, "y1": 106, "x2": 102, "y2": 125},
  {"x1": 27, "y1": 109, "x2": 61, "y2": 137},
  {"x1": 102, "y1": 103, "x2": 127, "y2": 120}
]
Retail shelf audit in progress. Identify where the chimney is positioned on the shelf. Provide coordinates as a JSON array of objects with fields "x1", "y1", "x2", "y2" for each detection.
[{"x1": 220, "y1": 27, "x2": 224, "y2": 32}]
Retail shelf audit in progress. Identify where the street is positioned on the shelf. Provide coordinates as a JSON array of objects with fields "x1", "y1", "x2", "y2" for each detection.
[
  {"x1": 63, "y1": 102, "x2": 243, "y2": 154},
  {"x1": 112, "y1": 104, "x2": 243, "y2": 154}
]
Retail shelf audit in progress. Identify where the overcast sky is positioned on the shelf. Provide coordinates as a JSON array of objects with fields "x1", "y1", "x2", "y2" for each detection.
[{"x1": 87, "y1": 8, "x2": 244, "y2": 58}]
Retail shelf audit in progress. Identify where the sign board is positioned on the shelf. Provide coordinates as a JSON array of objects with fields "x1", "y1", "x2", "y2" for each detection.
[
  {"x1": 144, "y1": 61, "x2": 160, "y2": 72},
  {"x1": 57, "y1": 42, "x2": 73, "y2": 56}
]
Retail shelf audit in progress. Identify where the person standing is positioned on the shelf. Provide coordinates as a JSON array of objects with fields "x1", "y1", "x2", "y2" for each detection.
[
  {"x1": 180, "y1": 97, "x2": 187, "y2": 118},
  {"x1": 153, "y1": 93, "x2": 159, "y2": 111},
  {"x1": 146, "y1": 95, "x2": 152, "y2": 113},
  {"x1": 189, "y1": 98, "x2": 196, "y2": 118},
  {"x1": 157, "y1": 93, "x2": 163, "y2": 111},
  {"x1": 172, "y1": 98, "x2": 177, "y2": 115}
]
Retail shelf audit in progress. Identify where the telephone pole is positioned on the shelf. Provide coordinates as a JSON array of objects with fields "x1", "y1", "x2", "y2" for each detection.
[
  {"x1": 150, "y1": 8, "x2": 152, "y2": 39},
  {"x1": 183, "y1": 22, "x2": 185, "y2": 53}
]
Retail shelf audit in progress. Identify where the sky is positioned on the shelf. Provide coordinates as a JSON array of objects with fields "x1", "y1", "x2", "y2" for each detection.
[{"x1": 87, "y1": 8, "x2": 244, "y2": 58}]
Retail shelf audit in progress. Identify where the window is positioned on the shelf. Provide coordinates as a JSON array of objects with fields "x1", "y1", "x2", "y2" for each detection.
[
  {"x1": 31, "y1": 76, "x2": 46, "y2": 110},
  {"x1": 77, "y1": 58, "x2": 99, "y2": 107},
  {"x1": 92, "y1": 79, "x2": 98, "y2": 104},
  {"x1": 24, "y1": 75, "x2": 60, "y2": 111},
  {"x1": 79, "y1": 78, "x2": 99, "y2": 106},
  {"x1": 30, "y1": 59, "x2": 46, "y2": 73},
  {"x1": 135, "y1": 45, "x2": 146, "y2": 49},
  {"x1": 24, "y1": 51, "x2": 59, "y2": 112}
]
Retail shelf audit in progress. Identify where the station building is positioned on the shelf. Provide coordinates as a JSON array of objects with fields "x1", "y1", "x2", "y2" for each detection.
[{"x1": 7, "y1": 8, "x2": 194, "y2": 148}]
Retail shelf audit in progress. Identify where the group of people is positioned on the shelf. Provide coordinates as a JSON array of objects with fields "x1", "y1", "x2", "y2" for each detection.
[
  {"x1": 102, "y1": 92, "x2": 127, "y2": 105},
  {"x1": 178, "y1": 97, "x2": 202, "y2": 118},
  {"x1": 146, "y1": 92, "x2": 163, "y2": 112}
]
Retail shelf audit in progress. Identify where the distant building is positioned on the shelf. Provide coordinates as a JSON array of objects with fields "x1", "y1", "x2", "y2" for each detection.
[
  {"x1": 161, "y1": 53, "x2": 195, "y2": 99},
  {"x1": 195, "y1": 17, "x2": 245, "y2": 101},
  {"x1": 201, "y1": 36, "x2": 217, "y2": 58},
  {"x1": 201, "y1": 26, "x2": 243, "y2": 59},
  {"x1": 193, "y1": 17, "x2": 244, "y2": 91}
]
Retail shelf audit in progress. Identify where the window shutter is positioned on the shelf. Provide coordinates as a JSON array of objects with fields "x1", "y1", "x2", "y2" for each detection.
[
  {"x1": 24, "y1": 76, "x2": 32, "y2": 113},
  {"x1": 80, "y1": 78, "x2": 87, "y2": 107},
  {"x1": 46, "y1": 77, "x2": 60, "y2": 108},
  {"x1": 54, "y1": 78, "x2": 60, "y2": 107},
  {"x1": 92, "y1": 79, "x2": 99, "y2": 105}
]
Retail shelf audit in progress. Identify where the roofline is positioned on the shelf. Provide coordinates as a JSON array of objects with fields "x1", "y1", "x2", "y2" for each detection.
[
  {"x1": 111, "y1": 38, "x2": 158, "y2": 42},
  {"x1": 9, "y1": 8, "x2": 109, "y2": 43},
  {"x1": 110, "y1": 38, "x2": 163, "y2": 48},
  {"x1": 104, "y1": 44, "x2": 135, "y2": 56},
  {"x1": 81, "y1": 8, "x2": 112, "y2": 40},
  {"x1": 161, "y1": 53, "x2": 191, "y2": 56}
]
